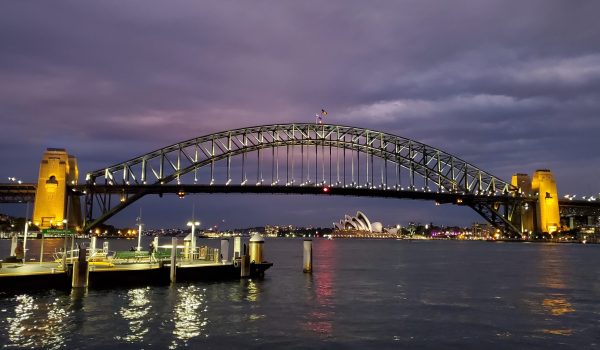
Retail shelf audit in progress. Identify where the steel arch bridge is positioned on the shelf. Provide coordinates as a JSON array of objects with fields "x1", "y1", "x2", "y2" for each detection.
[{"x1": 81, "y1": 123, "x2": 525, "y2": 234}]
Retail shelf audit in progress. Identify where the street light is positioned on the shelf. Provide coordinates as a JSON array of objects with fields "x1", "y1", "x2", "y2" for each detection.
[
  {"x1": 136, "y1": 216, "x2": 143, "y2": 251},
  {"x1": 187, "y1": 220, "x2": 200, "y2": 260},
  {"x1": 8, "y1": 176, "x2": 22, "y2": 184},
  {"x1": 23, "y1": 220, "x2": 30, "y2": 263},
  {"x1": 62, "y1": 219, "x2": 68, "y2": 270},
  {"x1": 9, "y1": 175, "x2": 26, "y2": 256}
]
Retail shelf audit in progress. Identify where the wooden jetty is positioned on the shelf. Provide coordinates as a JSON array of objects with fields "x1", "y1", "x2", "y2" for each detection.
[
  {"x1": 0, "y1": 260, "x2": 272, "y2": 291},
  {"x1": 0, "y1": 234, "x2": 273, "y2": 291}
]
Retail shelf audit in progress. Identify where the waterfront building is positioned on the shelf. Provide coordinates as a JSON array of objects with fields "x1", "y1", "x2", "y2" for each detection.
[
  {"x1": 471, "y1": 223, "x2": 495, "y2": 239},
  {"x1": 332, "y1": 211, "x2": 397, "y2": 238},
  {"x1": 264, "y1": 225, "x2": 280, "y2": 237}
]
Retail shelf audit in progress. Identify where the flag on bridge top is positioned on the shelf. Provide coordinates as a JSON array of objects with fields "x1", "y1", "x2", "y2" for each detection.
[{"x1": 315, "y1": 108, "x2": 328, "y2": 124}]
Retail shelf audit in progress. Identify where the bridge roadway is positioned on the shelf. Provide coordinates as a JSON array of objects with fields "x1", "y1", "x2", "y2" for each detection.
[
  {"x1": 71, "y1": 184, "x2": 600, "y2": 210},
  {"x1": 2, "y1": 182, "x2": 600, "y2": 217},
  {"x1": 559, "y1": 198, "x2": 600, "y2": 216},
  {"x1": 74, "y1": 183, "x2": 524, "y2": 205},
  {"x1": 0, "y1": 184, "x2": 36, "y2": 203}
]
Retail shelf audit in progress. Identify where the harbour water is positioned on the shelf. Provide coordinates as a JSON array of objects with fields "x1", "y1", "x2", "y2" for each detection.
[{"x1": 0, "y1": 238, "x2": 599, "y2": 349}]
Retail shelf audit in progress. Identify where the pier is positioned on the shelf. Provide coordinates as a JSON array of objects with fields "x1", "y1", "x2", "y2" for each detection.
[
  {"x1": 0, "y1": 234, "x2": 272, "y2": 291},
  {"x1": 0, "y1": 262, "x2": 273, "y2": 290},
  {"x1": 0, "y1": 259, "x2": 272, "y2": 291}
]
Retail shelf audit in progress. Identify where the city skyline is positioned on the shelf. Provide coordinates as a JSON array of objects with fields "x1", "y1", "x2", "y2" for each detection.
[{"x1": 2, "y1": 1, "x2": 600, "y2": 229}]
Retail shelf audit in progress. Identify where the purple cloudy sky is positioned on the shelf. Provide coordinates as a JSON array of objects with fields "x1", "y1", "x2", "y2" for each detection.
[{"x1": 1, "y1": 1, "x2": 600, "y2": 229}]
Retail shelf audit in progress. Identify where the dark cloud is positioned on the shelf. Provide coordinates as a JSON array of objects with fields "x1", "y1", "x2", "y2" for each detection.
[{"x1": 1, "y1": 1, "x2": 600, "y2": 227}]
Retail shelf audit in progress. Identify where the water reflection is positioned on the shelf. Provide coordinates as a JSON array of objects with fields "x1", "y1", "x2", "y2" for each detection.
[
  {"x1": 542, "y1": 295, "x2": 575, "y2": 316},
  {"x1": 6, "y1": 295, "x2": 35, "y2": 348},
  {"x1": 169, "y1": 285, "x2": 208, "y2": 349},
  {"x1": 542, "y1": 328, "x2": 573, "y2": 336},
  {"x1": 5, "y1": 293, "x2": 71, "y2": 349},
  {"x1": 243, "y1": 279, "x2": 266, "y2": 323},
  {"x1": 534, "y1": 245, "x2": 575, "y2": 336},
  {"x1": 115, "y1": 287, "x2": 151, "y2": 343},
  {"x1": 245, "y1": 279, "x2": 259, "y2": 302},
  {"x1": 302, "y1": 240, "x2": 335, "y2": 336}
]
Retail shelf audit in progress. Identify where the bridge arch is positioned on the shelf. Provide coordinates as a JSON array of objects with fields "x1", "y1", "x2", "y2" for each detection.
[{"x1": 83, "y1": 123, "x2": 522, "y2": 234}]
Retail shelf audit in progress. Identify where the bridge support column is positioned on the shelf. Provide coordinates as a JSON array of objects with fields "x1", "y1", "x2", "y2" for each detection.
[
  {"x1": 511, "y1": 174, "x2": 534, "y2": 233},
  {"x1": 532, "y1": 170, "x2": 560, "y2": 233},
  {"x1": 587, "y1": 216, "x2": 595, "y2": 226},
  {"x1": 33, "y1": 148, "x2": 82, "y2": 230}
]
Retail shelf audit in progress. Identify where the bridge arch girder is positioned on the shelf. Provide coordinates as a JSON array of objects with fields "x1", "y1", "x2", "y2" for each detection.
[
  {"x1": 83, "y1": 123, "x2": 521, "y2": 234},
  {"x1": 88, "y1": 124, "x2": 515, "y2": 193}
]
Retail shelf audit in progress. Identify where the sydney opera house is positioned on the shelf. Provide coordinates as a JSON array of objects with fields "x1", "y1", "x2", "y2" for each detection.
[{"x1": 332, "y1": 211, "x2": 398, "y2": 238}]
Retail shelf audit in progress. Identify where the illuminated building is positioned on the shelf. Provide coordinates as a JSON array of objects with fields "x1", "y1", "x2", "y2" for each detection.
[
  {"x1": 334, "y1": 211, "x2": 383, "y2": 232},
  {"x1": 332, "y1": 211, "x2": 394, "y2": 238},
  {"x1": 471, "y1": 222, "x2": 495, "y2": 238},
  {"x1": 264, "y1": 225, "x2": 280, "y2": 237}
]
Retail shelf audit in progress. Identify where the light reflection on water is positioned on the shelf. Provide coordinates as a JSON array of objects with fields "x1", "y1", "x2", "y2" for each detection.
[
  {"x1": 543, "y1": 328, "x2": 573, "y2": 336},
  {"x1": 5, "y1": 293, "x2": 71, "y2": 350},
  {"x1": 245, "y1": 279, "x2": 267, "y2": 323},
  {"x1": 543, "y1": 296, "x2": 575, "y2": 316},
  {"x1": 169, "y1": 285, "x2": 208, "y2": 349},
  {"x1": 6, "y1": 295, "x2": 36, "y2": 348},
  {"x1": 245, "y1": 279, "x2": 259, "y2": 303},
  {"x1": 534, "y1": 244, "x2": 576, "y2": 337},
  {"x1": 1, "y1": 284, "x2": 213, "y2": 349},
  {"x1": 115, "y1": 287, "x2": 151, "y2": 343},
  {"x1": 302, "y1": 239, "x2": 335, "y2": 336}
]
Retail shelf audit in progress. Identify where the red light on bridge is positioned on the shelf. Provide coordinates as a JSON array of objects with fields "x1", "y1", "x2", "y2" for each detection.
[{"x1": 323, "y1": 186, "x2": 329, "y2": 193}]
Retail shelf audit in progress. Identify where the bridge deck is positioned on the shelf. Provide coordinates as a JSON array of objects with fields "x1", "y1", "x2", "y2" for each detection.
[{"x1": 0, "y1": 183, "x2": 36, "y2": 203}]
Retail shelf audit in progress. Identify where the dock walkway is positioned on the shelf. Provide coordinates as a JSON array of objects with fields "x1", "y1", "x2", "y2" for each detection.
[{"x1": 0, "y1": 259, "x2": 272, "y2": 291}]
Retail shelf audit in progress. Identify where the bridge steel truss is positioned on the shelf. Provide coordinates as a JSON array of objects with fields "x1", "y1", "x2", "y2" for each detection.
[{"x1": 83, "y1": 123, "x2": 524, "y2": 234}]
